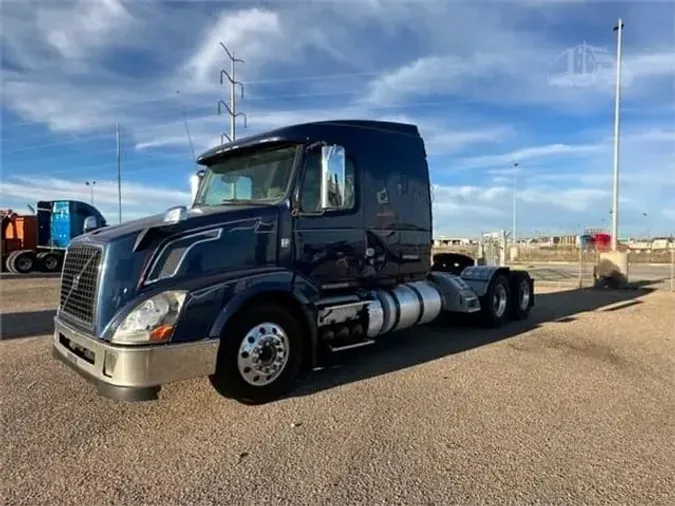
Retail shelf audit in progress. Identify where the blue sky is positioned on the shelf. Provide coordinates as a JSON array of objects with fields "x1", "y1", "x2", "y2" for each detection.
[{"x1": 1, "y1": 0, "x2": 674, "y2": 238}]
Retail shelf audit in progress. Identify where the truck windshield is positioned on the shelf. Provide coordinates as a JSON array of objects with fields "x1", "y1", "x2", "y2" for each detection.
[{"x1": 196, "y1": 144, "x2": 298, "y2": 206}]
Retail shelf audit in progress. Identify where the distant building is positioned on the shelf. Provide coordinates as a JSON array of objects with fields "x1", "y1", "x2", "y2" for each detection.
[{"x1": 433, "y1": 237, "x2": 476, "y2": 248}]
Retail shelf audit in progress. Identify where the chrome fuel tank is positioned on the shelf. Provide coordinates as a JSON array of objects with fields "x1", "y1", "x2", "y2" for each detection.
[{"x1": 366, "y1": 280, "x2": 443, "y2": 337}]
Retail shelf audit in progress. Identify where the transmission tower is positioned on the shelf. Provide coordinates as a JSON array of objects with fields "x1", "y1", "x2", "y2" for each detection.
[{"x1": 217, "y1": 42, "x2": 247, "y2": 144}]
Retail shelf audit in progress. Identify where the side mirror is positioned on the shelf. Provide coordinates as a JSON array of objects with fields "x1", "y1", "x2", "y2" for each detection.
[
  {"x1": 190, "y1": 169, "x2": 205, "y2": 205},
  {"x1": 83, "y1": 216, "x2": 98, "y2": 233},
  {"x1": 320, "y1": 145, "x2": 346, "y2": 210},
  {"x1": 163, "y1": 205, "x2": 188, "y2": 224}
]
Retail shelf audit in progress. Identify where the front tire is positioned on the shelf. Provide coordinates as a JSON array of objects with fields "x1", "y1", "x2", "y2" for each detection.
[{"x1": 210, "y1": 304, "x2": 304, "y2": 405}]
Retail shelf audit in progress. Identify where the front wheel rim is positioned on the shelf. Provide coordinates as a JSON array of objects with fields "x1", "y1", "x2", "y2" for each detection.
[{"x1": 237, "y1": 322, "x2": 290, "y2": 386}]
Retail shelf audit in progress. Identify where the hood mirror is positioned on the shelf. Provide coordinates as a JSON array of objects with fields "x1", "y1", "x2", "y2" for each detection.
[
  {"x1": 82, "y1": 216, "x2": 98, "y2": 234},
  {"x1": 164, "y1": 205, "x2": 188, "y2": 224},
  {"x1": 83, "y1": 216, "x2": 99, "y2": 233}
]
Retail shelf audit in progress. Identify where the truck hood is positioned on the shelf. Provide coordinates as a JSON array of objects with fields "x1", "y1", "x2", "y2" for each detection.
[
  {"x1": 79, "y1": 204, "x2": 274, "y2": 244},
  {"x1": 64, "y1": 204, "x2": 281, "y2": 337}
]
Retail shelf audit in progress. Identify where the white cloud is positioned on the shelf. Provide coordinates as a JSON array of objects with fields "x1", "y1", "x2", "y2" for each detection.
[
  {"x1": 520, "y1": 187, "x2": 609, "y2": 212},
  {"x1": 363, "y1": 34, "x2": 674, "y2": 113},
  {"x1": 2, "y1": 0, "x2": 673, "y2": 237},
  {"x1": 364, "y1": 55, "x2": 493, "y2": 105},
  {"x1": 0, "y1": 177, "x2": 190, "y2": 224},
  {"x1": 133, "y1": 107, "x2": 513, "y2": 158},
  {"x1": 40, "y1": 0, "x2": 136, "y2": 60},
  {"x1": 456, "y1": 142, "x2": 603, "y2": 171},
  {"x1": 177, "y1": 8, "x2": 283, "y2": 92},
  {"x1": 626, "y1": 51, "x2": 675, "y2": 79},
  {"x1": 422, "y1": 126, "x2": 514, "y2": 157}
]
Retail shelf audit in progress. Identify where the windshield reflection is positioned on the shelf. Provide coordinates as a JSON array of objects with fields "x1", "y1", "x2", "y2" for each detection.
[{"x1": 196, "y1": 144, "x2": 298, "y2": 206}]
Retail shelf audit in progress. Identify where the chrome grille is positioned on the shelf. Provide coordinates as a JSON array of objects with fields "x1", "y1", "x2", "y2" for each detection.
[{"x1": 59, "y1": 244, "x2": 102, "y2": 326}]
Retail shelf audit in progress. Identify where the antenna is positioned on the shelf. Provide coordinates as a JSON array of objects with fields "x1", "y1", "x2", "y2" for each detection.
[
  {"x1": 176, "y1": 90, "x2": 197, "y2": 162},
  {"x1": 218, "y1": 42, "x2": 247, "y2": 143}
]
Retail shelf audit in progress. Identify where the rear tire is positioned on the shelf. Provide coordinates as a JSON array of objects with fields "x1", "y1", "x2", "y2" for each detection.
[
  {"x1": 5, "y1": 251, "x2": 19, "y2": 273},
  {"x1": 479, "y1": 273, "x2": 511, "y2": 328},
  {"x1": 509, "y1": 271, "x2": 532, "y2": 320},
  {"x1": 39, "y1": 252, "x2": 62, "y2": 272},
  {"x1": 8, "y1": 250, "x2": 35, "y2": 274},
  {"x1": 209, "y1": 304, "x2": 305, "y2": 405}
]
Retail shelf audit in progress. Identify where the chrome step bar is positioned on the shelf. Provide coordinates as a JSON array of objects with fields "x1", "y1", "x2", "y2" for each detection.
[{"x1": 328, "y1": 339, "x2": 376, "y2": 352}]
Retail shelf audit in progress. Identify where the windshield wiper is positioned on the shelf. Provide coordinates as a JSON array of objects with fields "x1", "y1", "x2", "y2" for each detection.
[{"x1": 220, "y1": 199, "x2": 261, "y2": 204}]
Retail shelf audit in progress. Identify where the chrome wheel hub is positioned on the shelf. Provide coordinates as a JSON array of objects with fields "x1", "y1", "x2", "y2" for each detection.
[
  {"x1": 492, "y1": 284, "x2": 507, "y2": 318},
  {"x1": 17, "y1": 257, "x2": 32, "y2": 271},
  {"x1": 518, "y1": 280, "x2": 530, "y2": 311},
  {"x1": 237, "y1": 322, "x2": 289, "y2": 386}
]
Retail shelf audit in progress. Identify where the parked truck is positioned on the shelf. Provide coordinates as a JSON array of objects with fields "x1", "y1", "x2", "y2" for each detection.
[
  {"x1": 1, "y1": 200, "x2": 106, "y2": 274},
  {"x1": 51, "y1": 120, "x2": 535, "y2": 404}
]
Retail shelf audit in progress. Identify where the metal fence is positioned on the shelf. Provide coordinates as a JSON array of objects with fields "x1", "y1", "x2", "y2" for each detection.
[
  {"x1": 625, "y1": 248, "x2": 675, "y2": 291},
  {"x1": 433, "y1": 236, "x2": 675, "y2": 292}
]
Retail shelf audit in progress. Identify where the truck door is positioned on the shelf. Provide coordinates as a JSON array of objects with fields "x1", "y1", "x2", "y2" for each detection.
[{"x1": 293, "y1": 145, "x2": 365, "y2": 292}]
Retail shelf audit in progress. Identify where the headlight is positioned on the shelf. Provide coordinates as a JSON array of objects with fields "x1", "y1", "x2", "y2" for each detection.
[{"x1": 111, "y1": 291, "x2": 187, "y2": 344}]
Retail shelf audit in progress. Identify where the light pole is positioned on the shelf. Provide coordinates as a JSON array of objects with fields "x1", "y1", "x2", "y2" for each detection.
[
  {"x1": 85, "y1": 180, "x2": 96, "y2": 206},
  {"x1": 512, "y1": 162, "x2": 519, "y2": 245},
  {"x1": 116, "y1": 123, "x2": 122, "y2": 224},
  {"x1": 611, "y1": 18, "x2": 624, "y2": 251}
]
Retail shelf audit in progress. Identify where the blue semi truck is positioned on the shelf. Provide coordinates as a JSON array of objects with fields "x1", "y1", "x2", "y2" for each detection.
[
  {"x1": 1, "y1": 199, "x2": 106, "y2": 274},
  {"x1": 51, "y1": 120, "x2": 535, "y2": 404}
]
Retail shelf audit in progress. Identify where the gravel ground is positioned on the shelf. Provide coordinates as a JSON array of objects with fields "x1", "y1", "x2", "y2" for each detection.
[{"x1": 1, "y1": 275, "x2": 673, "y2": 505}]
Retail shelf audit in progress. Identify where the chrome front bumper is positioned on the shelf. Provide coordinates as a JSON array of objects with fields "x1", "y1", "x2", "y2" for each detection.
[{"x1": 52, "y1": 316, "x2": 219, "y2": 401}]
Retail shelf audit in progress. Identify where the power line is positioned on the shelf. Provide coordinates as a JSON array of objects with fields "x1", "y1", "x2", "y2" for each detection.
[
  {"x1": 4, "y1": 60, "x2": 475, "y2": 146},
  {"x1": 7, "y1": 151, "x2": 199, "y2": 180},
  {"x1": 1, "y1": 69, "x2": 389, "y2": 133},
  {"x1": 3, "y1": 87, "x2": 370, "y2": 152},
  {"x1": 217, "y1": 42, "x2": 247, "y2": 143},
  {"x1": 10, "y1": 90, "x2": 644, "y2": 174},
  {"x1": 2, "y1": 91, "x2": 469, "y2": 156},
  {"x1": 4, "y1": 63, "x2": 502, "y2": 149}
]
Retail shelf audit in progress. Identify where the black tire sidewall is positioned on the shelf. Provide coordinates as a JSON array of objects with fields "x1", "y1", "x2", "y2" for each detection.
[
  {"x1": 42, "y1": 253, "x2": 61, "y2": 272},
  {"x1": 212, "y1": 304, "x2": 305, "y2": 404},
  {"x1": 11, "y1": 252, "x2": 34, "y2": 274},
  {"x1": 482, "y1": 274, "x2": 511, "y2": 327},
  {"x1": 511, "y1": 272, "x2": 531, "y2": 320},
  {"x1": 6, "y1": 251, "x2": 19, "y2": 273}
]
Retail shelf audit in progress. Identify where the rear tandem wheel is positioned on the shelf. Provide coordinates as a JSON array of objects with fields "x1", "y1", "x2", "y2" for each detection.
[
  {"x1": 479, "y1": 273, "x2": 511, "y2": 328},
  {"x1": 6, "y1": 250, "x2": 36, "y2": 274},
  {"x1": 509, "y1": 271, "x2": 532, "y2": 320},
  {"x1": 37, "y1": 251, "x2": 62, "y2": 272}
]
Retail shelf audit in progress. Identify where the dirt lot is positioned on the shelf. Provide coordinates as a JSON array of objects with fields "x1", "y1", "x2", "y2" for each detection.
[{"x1": 1, "y1": 275, "x2": 674, "y2": 505}]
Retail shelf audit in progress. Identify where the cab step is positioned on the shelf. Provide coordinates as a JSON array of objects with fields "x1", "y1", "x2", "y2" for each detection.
[{"x1": 328, "y1": 339, "x2": 375, "y2": 352}]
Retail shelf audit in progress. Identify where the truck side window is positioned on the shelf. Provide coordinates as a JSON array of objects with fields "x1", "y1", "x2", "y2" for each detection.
[{"x1": 300, "y1": 150, "x2": 355, "y2": 213}]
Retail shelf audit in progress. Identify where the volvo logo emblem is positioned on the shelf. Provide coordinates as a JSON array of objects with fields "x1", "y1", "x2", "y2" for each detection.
[{"x1": 72, "y1": 273, "x2": 81, "y2": 291}]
